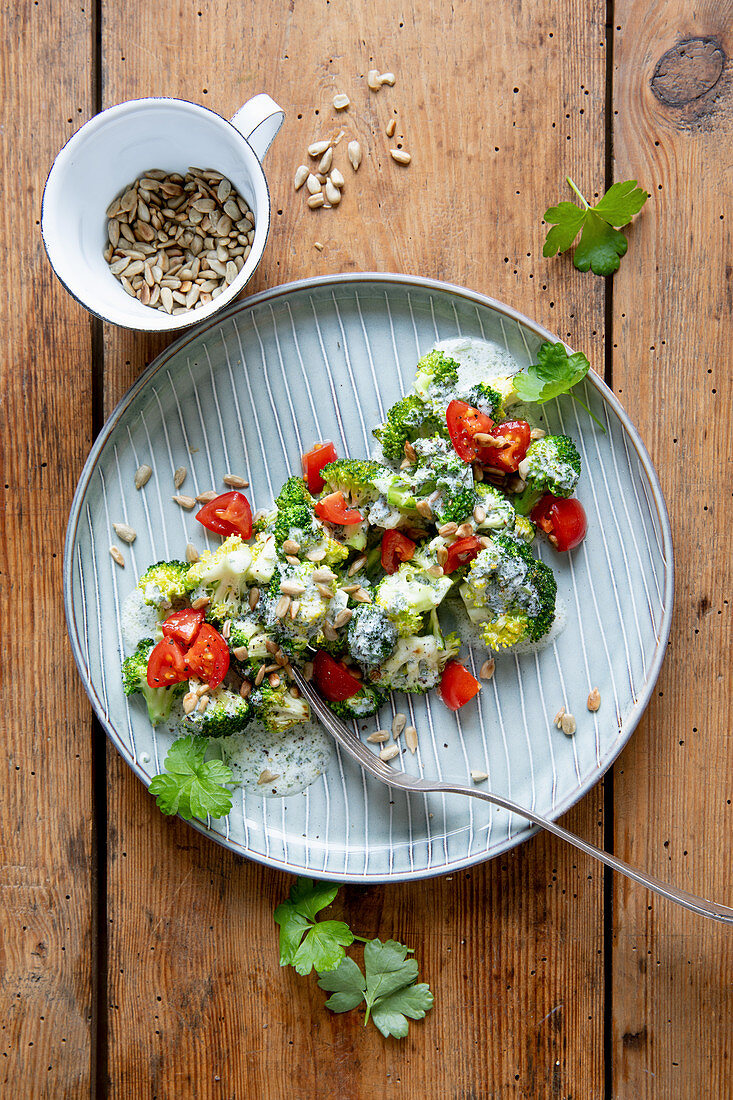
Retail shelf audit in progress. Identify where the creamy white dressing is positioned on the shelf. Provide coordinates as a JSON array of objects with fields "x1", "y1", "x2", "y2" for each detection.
[
  {"x1": 219, "y1": 719, "x2": 333, "y2": 797},
  {"x1": 121, "y1": 588, "x2": 163, "y2": 651},
  {"x1": 431, "y1": 336, "x2": 520, "y2": 388}
]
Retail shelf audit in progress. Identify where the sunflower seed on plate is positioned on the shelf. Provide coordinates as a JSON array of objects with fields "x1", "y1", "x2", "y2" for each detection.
[
  {"x1": 280, "y1": 580, "x2": 306, "y2": 597},
  {"x1": 392, "y1": 713, "x2": 407, "y2": 737},
  {"x1": 186, "y1": 543, "x2": 200, "y2": 564},
  {"x1": 405, "y1": 725, "x2": 418, "y2": 753},
  {"x1": 333, "y1": 608, "x2": 353, "y2": 629},
  {"x1": 172, "y1": 494, "x2": 196, "y2": 509},
  {"x1": 109, "y1": 545, "x2": 125, "y2": 566},
  {"x1": 471, "y1": 770, "x2": 489, "y2": 783},
  {"x1": 479, "y1": 658, "x2": 495, "y2": 681},
  {"x1": 195, "y1": 490, "x2": 217, "y2": 503},
  {"x1": 223, "y1": 473, "x2": 249, "y2": 488},
  {"x1": 587, "y1": 687, "x2": 601, "y2": 712},
  {"x1": 366, "y1": 731, "x2": 389, "y2": 744},
  {"x1": 173, "y1": 466, "x2": 187, "y2": 489},
  {"x1": 258, "y1": 769, "x2": 281, "y2": 785},
  {"x1": 379, "y1": 744, "x2": 400, "y2": 762},
  {"x1": 134, "y1": 464, "x2": 152, "y2": 489},
  {"x1": 112, "y1": 522, "x2": 136, "y2": 544},
  {"x1": 561, "y1": 712, "x2": 577, "y2": 736}
]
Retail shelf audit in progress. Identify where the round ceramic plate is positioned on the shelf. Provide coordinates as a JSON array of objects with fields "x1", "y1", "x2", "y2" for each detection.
[{"x1": 64, "y1": 274, "x2": 673, "y2": 882}]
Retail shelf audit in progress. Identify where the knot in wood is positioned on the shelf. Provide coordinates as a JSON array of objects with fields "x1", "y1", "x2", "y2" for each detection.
[{"x1": 651, "y1": 38, "x2": 725, "y2": 107}]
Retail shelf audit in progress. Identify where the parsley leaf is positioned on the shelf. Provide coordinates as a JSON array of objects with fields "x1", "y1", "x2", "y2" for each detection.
[
  {"x1": 514, "y1": 342, "x2": 604, "y2": 431},
  {"x1": 148, "y1": 736, "x2": 233, "y2": 821},
  {"x1": 543, "y1": 177, "x2": 649, "y2": 276},
  {"x1": 317, "y1": 938, "x2": 434, "y2": 1038},
  {"x1": 274, "y1": 878, "x2": 353, "y2": 976}
]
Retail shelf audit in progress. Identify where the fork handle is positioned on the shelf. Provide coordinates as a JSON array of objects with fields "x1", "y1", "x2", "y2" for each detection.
[{"x1": 412, "y1": 779, "x2": 733, "y2": 924}]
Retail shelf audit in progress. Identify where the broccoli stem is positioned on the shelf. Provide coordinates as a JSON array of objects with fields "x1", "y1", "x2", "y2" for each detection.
[{"x1": 512, "y1": 485, "x2": 544, "y2": 517}]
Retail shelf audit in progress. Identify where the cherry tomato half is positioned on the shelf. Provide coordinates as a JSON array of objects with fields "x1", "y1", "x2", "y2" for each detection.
[
  {"x1": 161, "y1": 608, "x2": 205, "y2": 647},
  {"x1": 313, "y1": 650, "x2": 363, "y2": 702},
  {"x1": 443, "y1": 535, "x2": 484, "y2": 574},
  {"x1": 381, "y1": 530, "x2": 416, "y2": 574},
  {"x1": 531, "y1": 495, "x2": 588, "y2": 551},
  {"x1": 477, "y1": 420, "x2": 531, "y2": 474},
  {"x1": 302, "y1": 441, "x2": 338, "y2": 494},
  {"x1": 314, "y1": 491, "x2": 363, "y2": 526},
  {"x1": 446, "y1": 400, "x2": 494, "y2": 463},
  {"x1": 196, "y1": 491, "x2": 252, "y2": 540},
  {"x1": 185, "y1": 623, "x2": 230, "y2": 690},
  {"x1": 147, "y1": 637, "x2": 188, "y2": 689},
  {"x1": 438, "y1": 660, "x2": 481, "y2": 711}
]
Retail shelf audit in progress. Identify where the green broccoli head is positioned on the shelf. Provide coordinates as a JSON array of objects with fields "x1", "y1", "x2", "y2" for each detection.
[
  {"x1": 373, "y1": 633, "x2": 453, "y2": 694},
  {"x1": 410, "y1": 436, "x2": 477, "y2": 525},
  {"x1": 414, "y1": 348, "x2": 461, "y2": 396},
  {"x1": 320, "y1": 459, "x2": 386, "y2": 506},
  {"x1": 459, "y1": 534, "x2": 556, "y2": 647},
  {"x1": 513, "y1": 435, "x2": 581, "y2": 515},
  {"x1": 375, "y1": 559, "x2": 452, "y2": 637},
  {"x1": 275, "y1": 476, "x2": 314, "y2": 511},
  {"x1": 251, "y1": 680, "x2": 311, "y2": 734},
  {"x1": 137, "y1": 560, "x2": 191, "y2": 609},
  {"x1": 346, "y1": 604, "x2": 399, "y2": 668},
  {"x1": 372, "y1": 394, "x2": 445, "y2": 465},
  {"x1": 179, "y1": 685, "x2": 252, "y2": 738},
  {"x1": 228, "y1": 617, "x2": 274, "y2": 668},
  {"x1": 260, "y1": 561, "x2": 334, "y2": 650},
  {"x1": 414, "y1": 348, "x2": 502, "y2": 419},
  {"x1": 475, "y1": 483, "x2": 517, "y2": 534},
  {"x1": 329, "y1": 683, "x2": 384, "y2": 720},
  {"x1": 463, "y1": 381, "x2": 503, "y2": 419},
  {"x1": 121, "y1": 638, "x2": 185, "y2": 725},
  {"x1": 185, "y1": 536, "x2": 252, "y2": 623}
]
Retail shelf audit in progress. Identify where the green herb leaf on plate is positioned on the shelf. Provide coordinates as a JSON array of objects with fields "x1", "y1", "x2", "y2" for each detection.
[
  {"x1": 148, "y1": 736, "x2": 234, "y2": 821},
  {"x1": 514, "y1": 342, "x2": 605, "y2": 431}
]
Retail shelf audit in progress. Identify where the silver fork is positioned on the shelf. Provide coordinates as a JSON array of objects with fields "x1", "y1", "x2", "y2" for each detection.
[{"x1": 290, "y1": 667, "x2": 733, "y2": 924}]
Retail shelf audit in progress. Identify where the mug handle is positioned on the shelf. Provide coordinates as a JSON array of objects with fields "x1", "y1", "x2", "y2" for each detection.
[{"x1": 230, "y1": 94, "x2": 284, "y2": 163}]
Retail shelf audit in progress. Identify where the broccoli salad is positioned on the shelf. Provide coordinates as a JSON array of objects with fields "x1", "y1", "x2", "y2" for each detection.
[{"x1": 120, "y1": 336, "x2": 589, "y2": 806}]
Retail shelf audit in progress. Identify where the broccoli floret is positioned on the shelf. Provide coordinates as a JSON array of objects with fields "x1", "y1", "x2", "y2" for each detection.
[
  {"x1": 513, "y1": 435, "x2": 581, "y2": 515},
  {"x1": 459, "y1": 534, "x2": 556, "y2": 647},
  {"x1": 375, "y1": 557, "x2": 452, "y2": 637},
  {"x1": 373, "y1": 395, "x2": 445, "y2": 466},
  {"x1": 186, "y1": 536, "x2": 252, "y2": 623},
  {"x1": 247, "y1": 532, "x2": 279, "y2": 584},
  {"x1": 320, "y1": 459, "x2": 386, "y2": 506},
  {"x1": 373, "y1": 633, "x2": 455, "y2": 694},
  {"x1": 410, "y1": 436, "x2": 477, "y2": 525},
  {"x1": 347, "y1": 604, "x2": 399, "y2": 668},
  {"x1": 512, "y1": 515, "x2": 536, "y2": 544},
  {"x1": 137, "y1": 560, "x2": 191, "y2": 609},
  {"x1": 228, "y1": 617, "x2": 274, "y2": 667},
  {"x1": 275, "y1": 476, "x2": 314, "y2": 511},
  {"x1": 121, "y1": 638, "x2": 185, "y2": 725},
  {"x1": 414, "y1": 348, "x2": 503, "y2": 419},
  {"x1": 259, "y1": 561, "x2": 334, "y2": 650},
  {"x1": 330, "y1": 684, "x2": 384, "y2": 720},
  {"x1": 475, "y1": 483, "x2": 517, "y2": 533},
  {"x1": 251, "y1": 680, "x2": 311, "y2": 734},
  {"x1": 179, "y1": 684, "x2": 252, "y2": 738}
]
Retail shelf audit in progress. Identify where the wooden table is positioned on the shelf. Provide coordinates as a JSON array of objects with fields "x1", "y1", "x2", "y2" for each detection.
[{"x1": 3, "y1": 1, "x2": 731, "y2": 1095}]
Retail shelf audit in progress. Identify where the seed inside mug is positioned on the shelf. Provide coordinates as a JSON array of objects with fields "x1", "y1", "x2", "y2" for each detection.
[{"x1": 103, "y1": 168, "x2": 256, "y2": 315}]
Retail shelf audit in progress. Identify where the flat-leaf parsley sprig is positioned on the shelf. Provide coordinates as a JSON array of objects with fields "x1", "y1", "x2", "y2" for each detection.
[
  {"x1": 543, "y1": 177, "x2": 649, "y2": 276},
  {"x1": 513, "y1": 341, "x2": 605, "y2": 432},
  {"x1": 274, "y1": 877, "x2": 434, "y2": 1038},
  {"x1": 148, "y1": 735, "x2": 234, "y2": 821}
]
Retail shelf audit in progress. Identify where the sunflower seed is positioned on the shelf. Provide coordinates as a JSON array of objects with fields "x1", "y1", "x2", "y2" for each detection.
[
  {"x1": 561, "y1": 712, "x2": 577, "y2": 736},
  {"x1": 134, "y1": 464, "x2": 152, "y2": 489},
  {"x1": 307, "y1": 193, "x2": 325, "y2": 209},
  {"x1": 404, "y1": 725, "x2": 418, "y2": 753},
  {"x1": 308, "y1": 139, "x2": 331, "y2": 157},
  {"x1": 306, "y1": 547, "x2": 327, "y2": 562},
  {"x1": 280, "y1": 580, "x2": 306, "y2": 597},
  {"x1": 380, "y1": 72, "x2": 396, "y2": 85},
  {"x1": 351, "y1": 587, "x2": 372, "y2": 604},
  {"x1": 186, "y1": 543, "x2": 200, "y2": 563},
  {"x1": 318, "y1": 147, "x2": 334, "y2": 173},
  {"x1": 182, "y1": 692, "x2": 197, "y2": 715},
  {"x1": 473, "y1": 505, "x2": 486, "y2": 524},
  {"x1": 390, "y1": 148, "x2": 411, "y2": 165},
  {"x1": 257, "y1": 769, "x2": 281, "y2": 785},
  {"x1": 587, "y1": 687, "x2": 601, "y2": 712},
  {"x1": 470, "y1": 770, "x2": 489, "y2": 783},
  {"x1": 367, "y1": 69, "x2": 382, "y2": 91},
  {"x1": 333, "y1": 93, "x2": 350, "y2": 110},
  {"x1": 479, "y1": 658, "x2": 495, "y2": 681},
  {"x1": 347, "y1": 141, "x2": 362, "y2": 170},
  {"x1": 333, "y1": 608, "x2": 353, "y2": 629},
  {"x1": 314, "y1": 241, "x2": 324, "y2": 252},
  {"x1": 191, "y1": 595, "x2": 210, "y2": 610},
  {"x1": 172, "y1": 494, "x2": 196, "y2": 509},
  {"x1": 530, "y1": 428, "x2": 546, "y2": 441},
  {"x1": 366, "y1": 731, "x2": 389, "y2": 744},
  {"x1": 112, "y1": 522, "x2": 136, "y2": 544},
  {"x1": 553, "y1": 706, "x2": 566, "y2": 728},
  {"x1": 330, "y1": 167, "x2": 345, "y2": 188},
  {"x1": 379, "y1": 744, "x2": 400, "y2": 762},
  {"x1": 456, "y1": 522, "x2": 474, "y2": 537},
  {"x1": 275, "y1": 595, "x2": 291, "y2": 618},
  {"x1": 254, "y1": 664, "x2": 266, "y2": 686},
  {"x1": 249, "y1": 587, "x2": 260, "y2": 610},
  {"x1": 438, "y1": 521, "x2": 458, "y2": 537},
  {"x1": 392, "y1": 713, "x2": 407, "y2": 737},
  {"x1": 312, "y1": 568, "x2": 335, "y2": 583},
  {"x1": 195, "y1": 490, "x2": 217, "y2": 503},
  {"x1": 109, "y1": 545, "x2": 125, "y2": 566},
  {"x1": 282, "y1": 539, "x2": 300, "y2": 555},
  {"x1": 325, "y1": 179, "x2": 341, "y2": 205},
  {"x1": 347, "y1": 555, "x2": 367, "y2": 576},
  {"x1": 232, "y1": 645, "x2": 248, "y2": 661},
  {"x1": 268, "y1": 671, "x2": 282, "y2": 688},
  {"x1": 316, "y1": 583, "x2": 334, "y2": 600},
  {"x1": 239, "y1": 679, "x2": 252, "y2": 698},
  {"x1": 173, "y1": 466, "x2": 187, "y2": 489},
  {"x1": 385, "y1": 118, "x2": 396, "y2": 138},
  {"x1": 222, "y1": 473, "x2": 249, "y2": 488},
  {"x1": 415, "y1": 500, "x2": 433, "y2": 520}
]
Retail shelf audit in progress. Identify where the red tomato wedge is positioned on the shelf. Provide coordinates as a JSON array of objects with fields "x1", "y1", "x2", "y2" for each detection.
[
  {"x1": 446, "y1": 400, "x2": 495, "y2": 462},
  {"x1": 184, "y1": 623, "x2": 230, "y2": 690},
  {"x1": 443, "y1": 536, "x2": 483, "y2": 574},
  {"x1": 161, "y1": 608, "x2": 205, "y2": 647},
  {"x1": 302, "y1": 441, "x2": 338, "y2": 494},
  {"x1": 476, "y1": 419, "x2": 531, "y2": 473},
  {"x1": 313, "y1": 650, "x2": 363, "y2": 702},
  {"x1": 196, "y1": 491, "x2": 252, "y2": 540},
  {"x1": 315, "y1": 491, "x2": 363, "y2": 526},
  {"x1": 147, "y1": 637, "x2": 188, "y2": 689},
  {"x1": 439, "y1": 660, "x2": 481, "y2": 711},
  {"x1": 531, "y1": 495, "x2": 588, "y2": 551},
  {"x1": 381, "y1": 530, "x2": 416, "y2": 574}
]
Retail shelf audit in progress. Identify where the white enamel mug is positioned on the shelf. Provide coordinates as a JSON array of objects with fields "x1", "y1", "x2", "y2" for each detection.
[{"x1": 41, "y1": 95, "x2": 284, "y2": 331}]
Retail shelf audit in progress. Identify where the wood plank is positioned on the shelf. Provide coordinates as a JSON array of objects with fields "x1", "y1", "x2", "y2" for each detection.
[
  {"x1": 100, "y1": 1, "x2": 609, "y2": 1095},
  {"x1": 612, "y1": 4, "x2": 733, "y2": 1096},
  {"x1": 0, "y1": 3, "x2": 95, "y2": 1096}
]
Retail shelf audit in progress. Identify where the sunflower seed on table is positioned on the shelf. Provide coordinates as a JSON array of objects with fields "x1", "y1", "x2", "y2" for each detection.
[
  {"x1": 109, "y1": 546, "x2": 125, "y2": 567},
  {"x1": 294, "y1": 165, "x2": 309, "y2": 190},
  {"x1": 367, "y1": 69, "x2": 382, "y2": 91},
  {"x1": 330, "y1": 167, "x2": 345, "y2": 188},
  {"x1": 314, "y1": 241, "x2": 324, "y2": 252},
  {"x1": 390, "y1": 148, "x2": 412, "y2": 165},
  {"x1": 347, "y1": 141, "x2": 362, "y2": 170},
  {"x1": 386, "y1": 118, "x2": 396, "y2": 138},
  {"x1": 318, "y1": 147, "x2": 334, "y2": 174},
  {"x1": 307, "y1": 193, "x2": 325, "y2": 209},
  {"x1": 308, "y1": 140, "x2": 331, "y2": 157},
  {"x1": 134, "y1": 464, "x2": 152, "y2": 489},
  {"x1": 333, "y1": 93, "x2": 350, "y2": 110},
  {"x1": 324, "y1": 179, "x2": 341, "y2": 205},
  {"x1": 112, "y1": 522, "x2": 136, "y2": 544}
]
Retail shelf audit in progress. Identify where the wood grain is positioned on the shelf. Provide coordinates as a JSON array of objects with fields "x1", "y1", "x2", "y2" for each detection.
[
  {"x1": 99, "y1": 2, "x2": 608, "y2": 1097},
  {"x1": 0, "y1": 2, "x2": 96, "y2": 1096},
  {"x1": 612, "y1": 2, "x2": 733, "y2": 1096}
]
